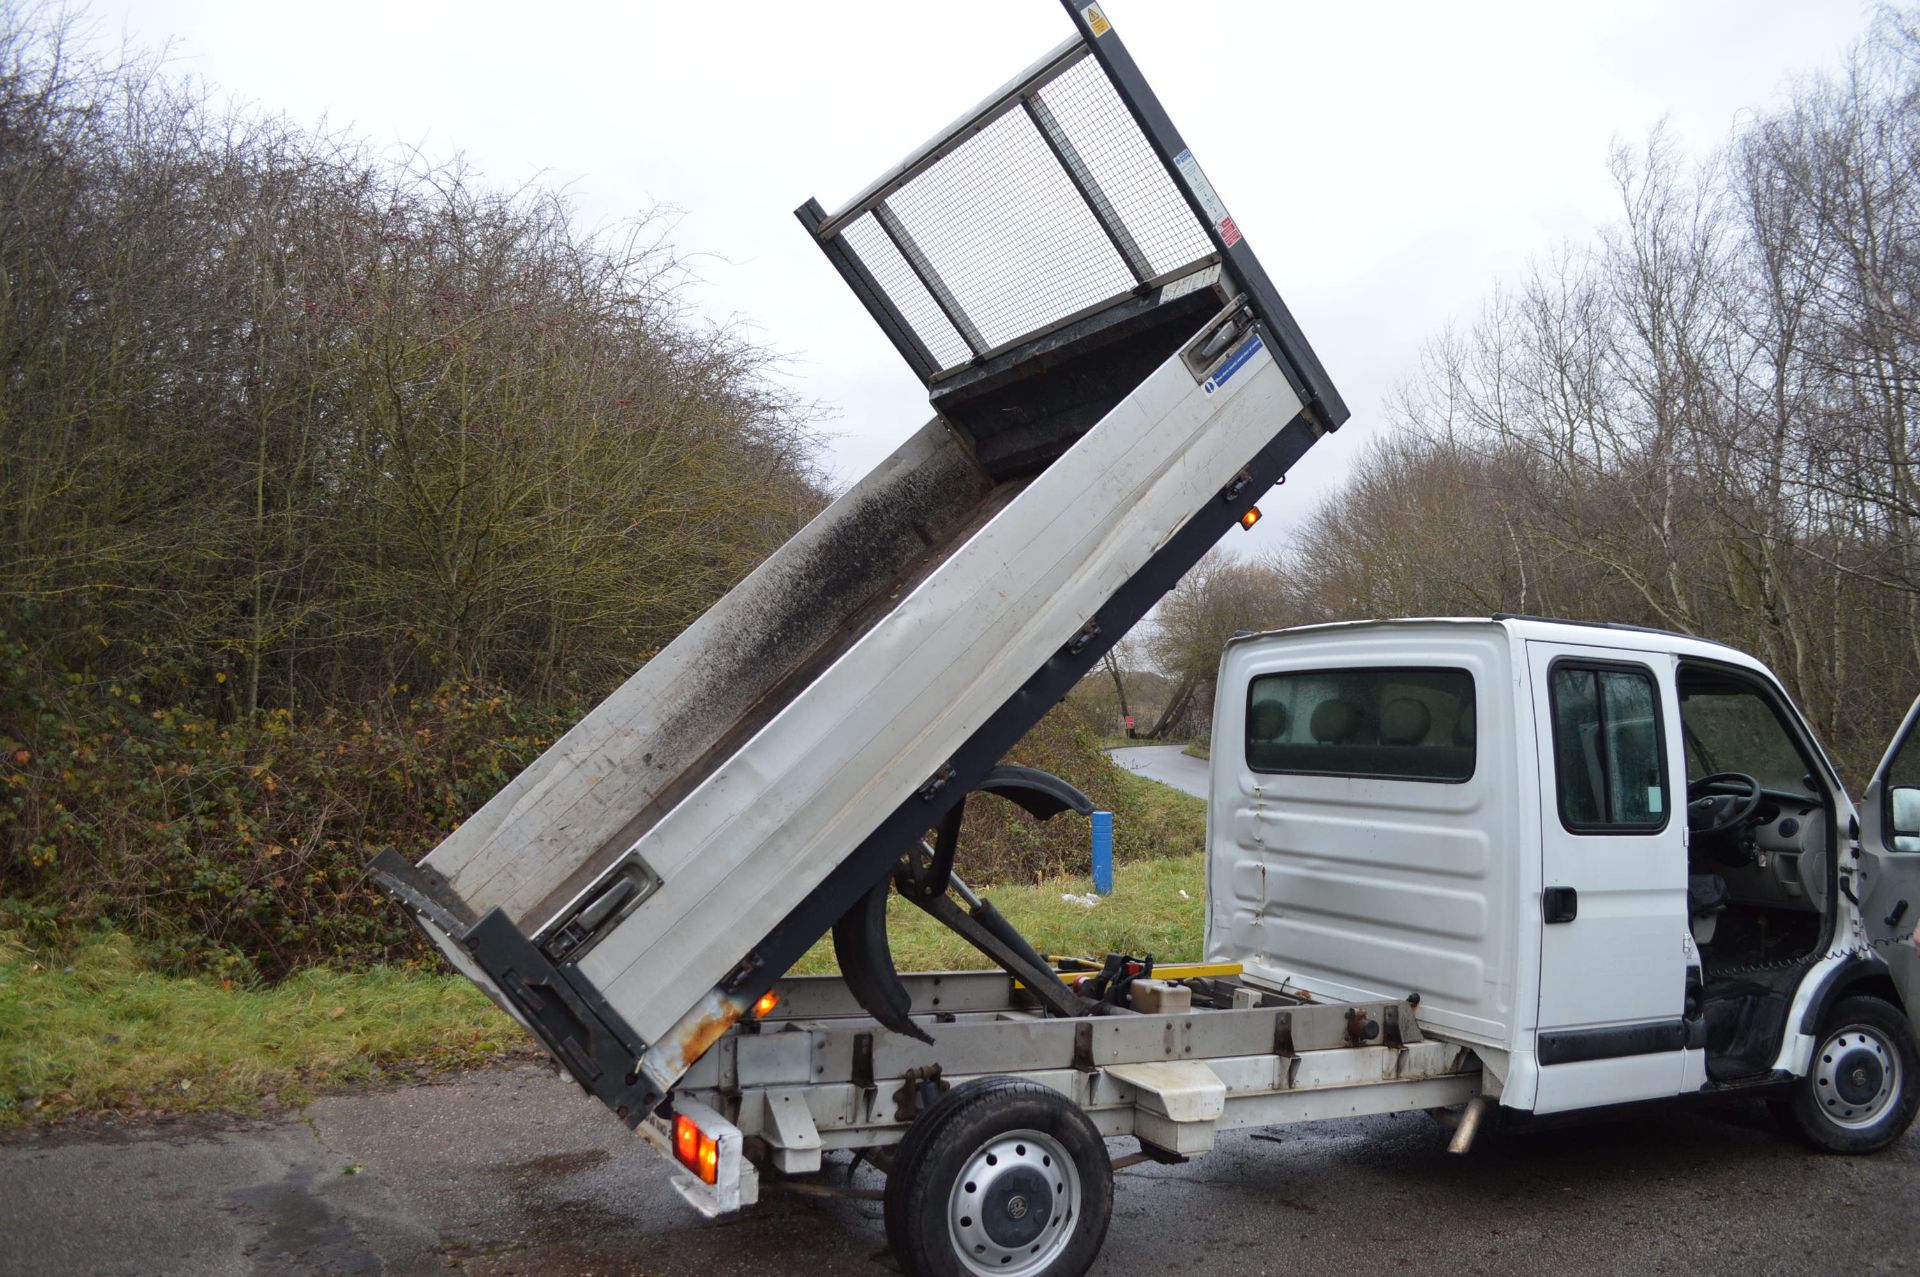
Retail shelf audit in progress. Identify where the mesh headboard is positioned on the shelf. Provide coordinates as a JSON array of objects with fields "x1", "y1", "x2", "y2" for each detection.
[
  {"x1": 822, "y1": 43, "x2": 1211, "y2": 374},
  {"x1": 796, "y1": 3, "x2": 1346, "y2": 430}
]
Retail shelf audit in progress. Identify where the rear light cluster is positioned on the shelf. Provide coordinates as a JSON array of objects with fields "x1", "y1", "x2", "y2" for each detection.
[{"x1": 674, "y1": 1113, "x2": 719, "y2": 1185}]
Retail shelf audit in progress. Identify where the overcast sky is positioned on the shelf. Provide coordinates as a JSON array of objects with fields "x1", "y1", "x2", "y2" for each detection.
[{"x1": 88, "y1": 0, "x2": 1868, "y2": 556}]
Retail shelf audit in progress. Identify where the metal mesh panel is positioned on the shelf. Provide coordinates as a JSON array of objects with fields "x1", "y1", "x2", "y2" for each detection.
[
  {"x1": 882, "y1": 107, "x2": 1134, "y2": 355},
  {"x1": 838, "y1": 213, "x2": 973, "y2": 371},
  {"x1": 1032, "y1": 57, "x2": 1212, "y2": 279},
  {"x1": 829, "y1": 52, "x2": 1214, "y2": 377}
]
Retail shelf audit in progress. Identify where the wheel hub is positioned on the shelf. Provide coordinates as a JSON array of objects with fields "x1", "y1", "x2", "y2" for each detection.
[
  {"x1": 1814, "y1": 1026, "x2": 1899, "y2": 1129},
  {"x1": 981, "y1": 1166, "x2": 1051, "y2": 1247},
  {"x1": 948, "y1": 1129, "x2": 1080, "y2": 1277},
  {"x1": 1834, "y1": 1049, "x2": 1884, "y2": 1105}
]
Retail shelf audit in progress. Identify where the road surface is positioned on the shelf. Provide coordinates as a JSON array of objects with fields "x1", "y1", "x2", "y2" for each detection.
[
  {"x1": 1106, "y1": 745, "x2": 1209, "y2": 799},
  {"x1": 3, "y1": 1061, "x2": 1914, "y2": 1276}
]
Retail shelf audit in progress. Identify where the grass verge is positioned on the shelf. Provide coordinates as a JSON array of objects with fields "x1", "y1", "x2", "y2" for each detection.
[
  {"x1": 1104, "y1": 765, "x2": 1205, "y2": 863},
  {"x1": 0, "y1": 930, "x2": 518, "y2": 1126}
]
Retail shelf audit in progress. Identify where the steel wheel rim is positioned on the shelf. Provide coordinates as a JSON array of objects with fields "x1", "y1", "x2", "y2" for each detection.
[
  {"x1": 1814, "y1": 1024, "x2": 1901, "y2": 1130},
  {"x1": 948, "y1": 1127, "x2": 1081, "y2": 1276}
]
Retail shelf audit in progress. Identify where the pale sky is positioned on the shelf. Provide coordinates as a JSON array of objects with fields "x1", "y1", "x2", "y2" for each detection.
[{"x1": 89, "y1": 0, "x2": 1868, "y2": 556}]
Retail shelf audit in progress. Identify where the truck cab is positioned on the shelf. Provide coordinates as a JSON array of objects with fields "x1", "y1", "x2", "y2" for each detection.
[{"x1": 1210, "y1": 615, "x2": 1919, "y2": 1140}]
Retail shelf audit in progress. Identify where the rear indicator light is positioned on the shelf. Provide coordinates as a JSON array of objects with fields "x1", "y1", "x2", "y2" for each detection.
[
  {"x1": 674, "y1": 1113, "x2": 700, "y2": 1169},
  {"x1": 697, "y1": 1132, "x2": 719, "y2": 1184},
  {"x1": 673, "y1": 1112, "x2": 720, "y2": 1186}
]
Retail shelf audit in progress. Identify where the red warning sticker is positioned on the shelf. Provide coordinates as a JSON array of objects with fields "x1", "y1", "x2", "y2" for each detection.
[{"x1": 1218, "y1": 216, "x2": 1242, "y2": 248}]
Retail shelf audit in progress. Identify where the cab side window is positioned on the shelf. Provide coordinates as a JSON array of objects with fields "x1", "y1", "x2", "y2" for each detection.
[{"x1": 1549, "y1": 664, "x2": 1668, "y2": 832}]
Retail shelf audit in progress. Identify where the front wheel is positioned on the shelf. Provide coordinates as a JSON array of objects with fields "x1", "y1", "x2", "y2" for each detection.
[
  {"x1": 884, "y1": 1077, "x2": 1113, "y2": 1277},
  {"x1": 1784, "y1": 995, "x2": 1920, "y2": 1153}
]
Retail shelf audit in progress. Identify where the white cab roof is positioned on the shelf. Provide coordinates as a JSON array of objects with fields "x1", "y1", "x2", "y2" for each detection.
[{"x1": 1224, "y1": 616, "x2": 1772, "y2": 680}]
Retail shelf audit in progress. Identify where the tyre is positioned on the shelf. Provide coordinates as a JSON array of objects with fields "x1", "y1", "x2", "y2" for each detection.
[
  {"x1": 1784, "y1": 995, "x2": 1920, "y2": 1153},
  {"x1": 883, "y1": 1077, "x2": 1113, "y2": 1277}
]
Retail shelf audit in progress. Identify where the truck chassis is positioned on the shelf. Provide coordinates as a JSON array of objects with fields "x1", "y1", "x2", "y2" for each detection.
[{"x1": 651, "y1": 969, "x2": 1483, "y2": 1219}]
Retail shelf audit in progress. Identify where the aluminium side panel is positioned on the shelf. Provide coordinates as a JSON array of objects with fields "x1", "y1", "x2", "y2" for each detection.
[
  {"x1": 418, "y1": 416, "x2": 996, "y2": 933},
  {"x1": 584, "y1": 335, "x2": 1303, "y2": 1045}
]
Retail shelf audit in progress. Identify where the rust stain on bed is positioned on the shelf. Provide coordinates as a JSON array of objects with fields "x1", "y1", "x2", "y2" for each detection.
[{"x1": 674, "y1": 1006, "x2": 744, "y2": 1071}]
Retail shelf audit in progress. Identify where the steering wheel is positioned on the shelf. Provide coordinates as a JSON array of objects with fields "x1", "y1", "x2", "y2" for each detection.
[{"x1": 1687, "y1": 772, "x2": 1763, "y2": 836}]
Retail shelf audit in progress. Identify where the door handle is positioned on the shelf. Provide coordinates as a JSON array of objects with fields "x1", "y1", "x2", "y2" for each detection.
[{"x1": 1543, "y1": 887, "x2": 1578, "y2": 924}]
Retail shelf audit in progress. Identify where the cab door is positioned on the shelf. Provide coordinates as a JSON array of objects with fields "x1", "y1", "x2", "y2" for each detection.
[
  {"x1": 1527, "y1": 642, "x2": 1690, "y2": 1112},
  {"x1": 1856, "y1": 694, "x2": 1920, "y2": 1024}
]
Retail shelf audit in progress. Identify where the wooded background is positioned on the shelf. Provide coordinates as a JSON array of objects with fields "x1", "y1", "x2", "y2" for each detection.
[
  {"x1": 3, "y1": 5, "x2": 1916, "y2": 973},
  {"x1": 1134, "y1": 11, "x2": 1920, "y2": 790}
]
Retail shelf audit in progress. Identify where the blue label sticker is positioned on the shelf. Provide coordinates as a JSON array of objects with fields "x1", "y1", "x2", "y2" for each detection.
[{"x1": 1202, "y1": 332, "x2": 1265, "y2": 395}]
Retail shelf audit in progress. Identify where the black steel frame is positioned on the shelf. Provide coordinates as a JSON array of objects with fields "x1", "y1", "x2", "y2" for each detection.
[{"x1": 794, "y1": 3, "x2": 1347, "y2": 431}]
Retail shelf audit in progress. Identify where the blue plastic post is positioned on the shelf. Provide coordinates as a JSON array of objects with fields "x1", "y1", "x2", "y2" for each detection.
[{"x1": 1092, "y1": 810, "x2": 1114, "y2": 895}]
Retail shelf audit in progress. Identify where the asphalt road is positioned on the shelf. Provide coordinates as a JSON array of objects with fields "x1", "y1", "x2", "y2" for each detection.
[
  {"x1": 3, "y1": 1060, "x2": 1915, "y2": 1276},
  {"x1": 1105, "y1": 745, "x2": 1209, "y2": 800}
]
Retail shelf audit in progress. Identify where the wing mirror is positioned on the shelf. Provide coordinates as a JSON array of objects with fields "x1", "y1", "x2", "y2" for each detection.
[{"x1": 1890, "y1": 786, "x2": 1920, "y2": 842}]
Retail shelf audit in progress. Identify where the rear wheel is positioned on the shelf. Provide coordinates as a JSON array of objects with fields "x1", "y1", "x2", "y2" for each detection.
[
  {"x1": 1784, "y1": 995, "x2": 1920, "y2": 1153},
  {"x1": 884, "y1": 1077, "x2": 1113, "y2": 1277}
]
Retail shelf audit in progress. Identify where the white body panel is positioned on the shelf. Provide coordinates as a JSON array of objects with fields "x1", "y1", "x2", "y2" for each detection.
[
  {"x1": 1206, "y1": 617, "x2": 1883, "y2": 1115},
  {"x1": 577, "y1": 341, "x2": 1301, "y2": 1042},
  {"x1": 1205, "y1": 623, "x2": 1522, "y2": 1047}
]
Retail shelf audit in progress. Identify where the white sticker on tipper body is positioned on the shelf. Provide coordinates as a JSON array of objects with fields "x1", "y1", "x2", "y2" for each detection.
[
  {"x1": 1081, "y1": 3, "x2": 1111, "y2": 37},
  {"x1": 1173, "y1": 149, "x2": 1225, "y2": 222},
  {"x1": 1173, "y1": 149, "x2": 1241, "y2": 247}
]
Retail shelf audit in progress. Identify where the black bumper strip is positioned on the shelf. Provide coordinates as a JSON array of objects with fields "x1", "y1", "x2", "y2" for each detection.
[{"x1": 1538, "y1": 1018, "x2": 1688, "y2": 1066}]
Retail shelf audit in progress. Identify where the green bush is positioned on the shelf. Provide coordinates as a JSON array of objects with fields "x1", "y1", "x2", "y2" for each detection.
[{"x1": 0, "y1": 637, "x2": 576, "y2": 977}]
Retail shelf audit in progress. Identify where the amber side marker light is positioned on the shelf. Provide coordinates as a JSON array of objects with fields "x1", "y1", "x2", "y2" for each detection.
[
  {"x1": 1239, "y1": 506, "x2": 1262, "y2": 530},
  {"x1": 752, "y1": 990, "x2": 780, "y2": 1019}
]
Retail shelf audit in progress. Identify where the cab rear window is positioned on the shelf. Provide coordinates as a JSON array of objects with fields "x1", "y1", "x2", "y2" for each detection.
[{"x1": 1244, "y1": 668, "x2": 1476, "y2": 782}]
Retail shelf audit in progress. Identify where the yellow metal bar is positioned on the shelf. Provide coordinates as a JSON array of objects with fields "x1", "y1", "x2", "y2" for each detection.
[{"x1": 1016, "y1": 959, "x2": 1244, "y2": 990}]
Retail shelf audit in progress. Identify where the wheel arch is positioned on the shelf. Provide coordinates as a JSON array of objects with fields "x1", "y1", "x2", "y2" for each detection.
[{"x1": 1800, "y1": 954, "x2": 1907, "y2": 1035}]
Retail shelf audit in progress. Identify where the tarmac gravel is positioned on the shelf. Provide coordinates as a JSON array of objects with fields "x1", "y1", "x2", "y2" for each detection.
[{"x1": 2, "y1": 1060, "x2": 1914, "y2": 1276}]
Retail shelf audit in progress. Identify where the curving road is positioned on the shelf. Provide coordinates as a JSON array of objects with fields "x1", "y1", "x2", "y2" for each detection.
[{"x1": 1106, "y1": 744, "x2": 1210, "y2": 800}]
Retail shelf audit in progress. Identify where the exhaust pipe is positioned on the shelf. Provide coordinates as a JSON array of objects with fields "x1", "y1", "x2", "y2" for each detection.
[{"x1": 1448, "y1": 1095, "x2": 1489, "y2": 1155}]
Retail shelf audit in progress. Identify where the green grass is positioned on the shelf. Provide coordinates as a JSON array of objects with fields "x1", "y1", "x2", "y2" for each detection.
[
  {"x1": 1182, "y1": 740, "x2": 1211, "y2": 761},
  {"x1": 793, "y1": 851, "x2": 1206, "y2": 974},
  {"x1": 0, "y1": 931, "x2": 519, "y2": 1125}
]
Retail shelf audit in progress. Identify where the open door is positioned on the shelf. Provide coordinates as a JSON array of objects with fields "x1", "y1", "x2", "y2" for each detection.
[{"x1": 1857, "y1": 694, "x2": 1920, "y2": 1023}]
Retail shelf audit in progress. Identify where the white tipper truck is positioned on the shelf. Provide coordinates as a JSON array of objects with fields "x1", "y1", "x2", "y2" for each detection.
[{"x1": 372, "y1": 8, "x2": 1920, "y2": 1275}]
